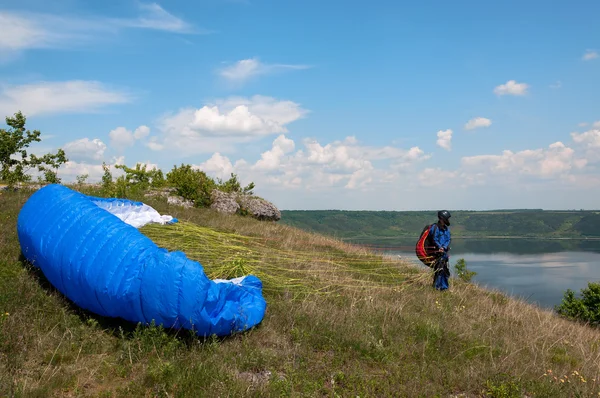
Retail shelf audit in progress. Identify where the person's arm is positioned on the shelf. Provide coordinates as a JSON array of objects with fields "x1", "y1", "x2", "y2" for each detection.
[{"x1": 430, "y1": 224, "x2": 443, "y2": 251}]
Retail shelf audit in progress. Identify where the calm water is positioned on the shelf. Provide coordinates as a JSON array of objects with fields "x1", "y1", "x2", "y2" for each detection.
[{"x1": 363, "y1": 238, "x2": 600, "y2": 310}]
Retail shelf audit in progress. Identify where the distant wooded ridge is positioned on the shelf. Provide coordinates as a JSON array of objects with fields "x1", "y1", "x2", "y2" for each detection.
[{"x1": 279, "y1": 209, "x2": 600, "y2": 241}]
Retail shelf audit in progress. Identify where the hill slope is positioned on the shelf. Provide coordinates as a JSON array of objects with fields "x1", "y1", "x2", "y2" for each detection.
[{"x1": 1, "y1": 189, "x2": 600, "y2": 397}]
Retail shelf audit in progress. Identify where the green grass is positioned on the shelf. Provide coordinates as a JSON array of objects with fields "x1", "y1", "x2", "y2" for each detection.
[{"x1": 1, "y1": 186, "x2": 600, "y2": 397}]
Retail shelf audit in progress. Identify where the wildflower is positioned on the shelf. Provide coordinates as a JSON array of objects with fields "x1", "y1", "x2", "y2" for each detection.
[{"x1": 560, "y1": 379, "x2": 564, "y2": 383}]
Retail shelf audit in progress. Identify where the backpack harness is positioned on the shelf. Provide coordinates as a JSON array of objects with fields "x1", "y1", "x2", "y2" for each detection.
[{"x1": 415, "y1": 223, "x2": 439, "y2": 267}]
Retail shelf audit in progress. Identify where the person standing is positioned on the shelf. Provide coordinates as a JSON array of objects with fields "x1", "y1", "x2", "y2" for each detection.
[{"x1": 430, "y1": 210, "x2": 451, "y2": 290}]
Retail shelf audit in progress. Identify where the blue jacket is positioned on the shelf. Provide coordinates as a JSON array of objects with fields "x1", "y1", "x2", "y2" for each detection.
[{"x1": 429, "y1": 223, "x2": 451, "y2": 258}]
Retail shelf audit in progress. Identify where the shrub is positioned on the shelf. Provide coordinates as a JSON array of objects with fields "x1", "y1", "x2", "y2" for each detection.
[
  {"x1": 166, "y1": 164, "x2": 216, "y2": 207},
  {"x1": 454, "y1": 258, "x2": 477, "y2": 282},
  {"x1": 555, "y1": 282, "x2": 600, "y2": 326}
]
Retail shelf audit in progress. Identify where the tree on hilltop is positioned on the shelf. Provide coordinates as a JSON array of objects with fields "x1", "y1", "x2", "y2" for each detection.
[{"x1": 0, "y1": 111, "x2": 68, "y2": 186}]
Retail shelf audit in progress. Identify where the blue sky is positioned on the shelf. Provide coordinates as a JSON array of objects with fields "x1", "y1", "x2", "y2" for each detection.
[{"x1": 1, "y1": 0, "x2": 599, "y2": 210}]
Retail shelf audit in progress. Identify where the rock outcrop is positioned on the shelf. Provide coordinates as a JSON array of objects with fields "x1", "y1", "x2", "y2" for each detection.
[
  {"x1": 210, "y1": 189, "x2": 280, "y2": 221},
  {"x1": 166, "y1": 195, "x2": 194, "y2": 209},
  {"x1": 239, "y1": 195, "x2": 281, "y2": 221},
  {"x1": 210, "y1": 190, "x2": 240, "y2": 215}
]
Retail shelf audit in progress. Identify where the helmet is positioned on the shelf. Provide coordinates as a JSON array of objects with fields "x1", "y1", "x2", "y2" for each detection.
[{"x1": 438, "y1": 210, "x2": 451, "y2": 226}]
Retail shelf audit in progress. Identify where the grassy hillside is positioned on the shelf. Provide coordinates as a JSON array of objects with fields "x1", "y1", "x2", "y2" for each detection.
[
  {"x1": 2, "y1": 187, "x2": 600, "y2": 397},
  {"x1": 279, "y1": 210, "x2": 600, "y2": 242}
]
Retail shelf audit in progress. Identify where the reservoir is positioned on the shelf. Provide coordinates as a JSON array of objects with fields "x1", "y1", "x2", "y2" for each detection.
[{"x1": 361, "y1": 238, "x2": 600, "y2": 310}]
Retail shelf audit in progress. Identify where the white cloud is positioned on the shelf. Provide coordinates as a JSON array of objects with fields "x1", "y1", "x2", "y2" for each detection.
[
  {"x1": 115, "y1": 3, "x2": 195, "y2": 33},
  {"x1": 196, "y1": 153, "x2": 237, "y2": 180},
  {"x1": 133, "y1": 125, "x2": 150, "y2": 139},
  {"x1": 436, "y1": 129, "x2": 452, "y2": 151},
  {"x1": 493, "y1": 80, "x2": 529, "y2": 96},
  {"x1": 109, "y1": 127, "x2": 135, "y2": 151},
  {"x1": 578, "y1": 122, "x2": 589, "y2": 127},
  {"x1": 550, "y1": 81, "x2": 562, "y2": 89},
  {"x1": 219, "y1": 57, "x2": 311, "y2": 84},
  {"x1": 465, "y1": 117, "x2": 492, "y2": 130},
  {"x1": 156, "y1": 95, "x2": 308, "y2": 154},
  {"x1": 196, "y1": 134, "x2": 432, "y2": 194},
  {"x1": 0, "y1": 4, "x2": 197, "y2": 58},
  {"x1": 146, "y1": 136, "x2": 164, "y2": 151},
  {"x1": 582, "y1": 49, "x2": 599, "y2": 61},
  {"x1": 0, "y1": 80, "x2": 131, "y2": 117},
  {"x1": 418, "y1": 168, "x2": 458, "y2": 187},
  {"x1": 253, "y1": 134, "x2": 295, "y2": 171},
  {"x1": 109, "y1": 125, "x2": 150, "y2": 152},
  {"x1": 58, "y1": 156, "x2": 125, "y2": 182},
  {"x1": 461, "y1": 141, "x2": 586, "y2": 179},
  {"x1": 190, "y1": 105, "x2": 286, "y2": 134},
  {"x1": 183, "y1": 129, "x2": 600, "y2": 209},
  {"x1": 63, "y1": 138, "x2": 107, "y2": 162},
  {"x1": 136, "y1": 160, "x2": 160, "y2": 171},
  {"x1": 571, "y1": 129, "x2": 600, "y2": 148},
  {"x1": 0, "y1": 11, "x2": 108, "y2": 54},
  {"x1": 594, "y1": 121, "x2": 600, "y2": 128}
]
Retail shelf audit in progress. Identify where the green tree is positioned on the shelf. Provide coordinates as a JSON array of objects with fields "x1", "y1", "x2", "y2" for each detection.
[
  {"x1": 101, "y1": 162, "x2": 115, "y2": 196},
  {"x1": 0, "y1": 111, "x2": 68, "y2": 186},
  {"x1": 76, "y1": 174, "x2": 89, "y2": 185},
  {"x1": 151, "y1": 169, "x2": 166, "y2": 188},
  {"x1": 216, "y1": 172, "x2": 255, "y2": 195}
]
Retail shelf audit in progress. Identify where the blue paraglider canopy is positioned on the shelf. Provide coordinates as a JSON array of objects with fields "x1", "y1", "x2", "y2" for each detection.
[{"x1": 17, "y1": 184, "x2": 266, "y2": 337}]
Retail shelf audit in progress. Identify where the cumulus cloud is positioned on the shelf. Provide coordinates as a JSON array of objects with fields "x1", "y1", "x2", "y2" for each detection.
[
  {"x1": 465, "y1": 117, "x2": 492, "y2": 130},
  {"x1": 195, "y1": 134, "x2": 431, "y2": 194},
  {"x1": 109, "y1": 125, "x2": 151, "y2": 152},
  {"x1": 571, "y1": 128, "x2": 600, "y2": 148},
  {"x1": 196, "y1": 153, "x2": 238, "y2": 180},
  {"x1": 494, "y1": 80, "x2": 529, "y2": 96},
  {"x1": 582, "y1": 49, "x2": 599, "y2": 61},
  {"x1": 461, "y1": 141, "x2": 586, "y2": 179},
  {"x1": 156, "y1": 95, "x2": 308, "y2": 154},
  {"x1": 0, "y1": 80, "x2": 131, "y2": 117},
  {"x1": 253, "y1": 134, "x2": 295, "y2": 171},
  {"x1": 63, "y1": 138, "x2": 107, "y2": 162},
  {"x1": 146, "y1": 136, "x2": 164, "y2": 151},
  {"x1": 219, "y1": 57, "x2": 311, "y2": 84},
  {"x1": 436, "y1": 129, "x2": 452, "y2": 151}
]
